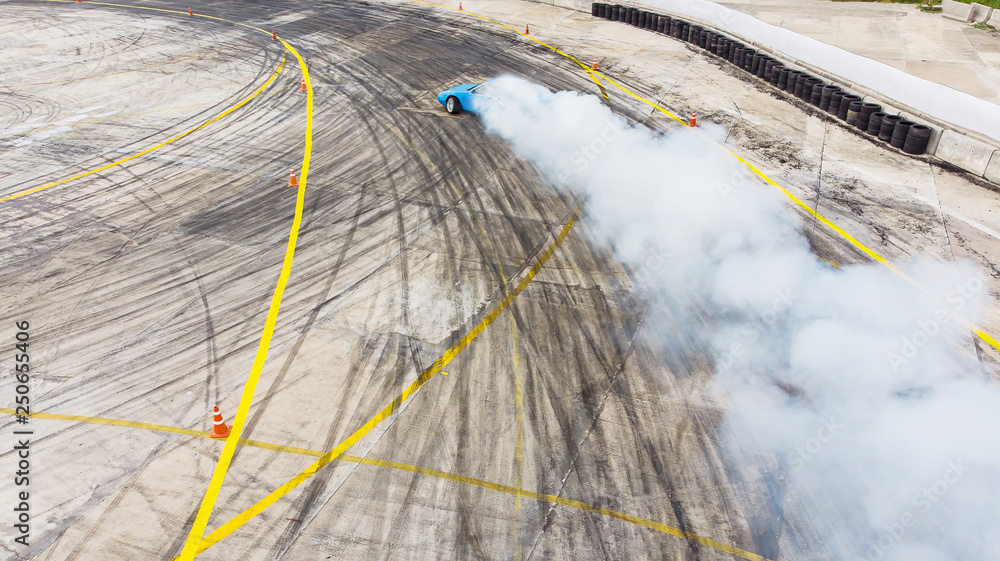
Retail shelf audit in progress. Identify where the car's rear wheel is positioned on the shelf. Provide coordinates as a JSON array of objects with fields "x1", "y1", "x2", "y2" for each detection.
[{"x1": 446, "y1": 96, "x2": 462, "y2": 114}]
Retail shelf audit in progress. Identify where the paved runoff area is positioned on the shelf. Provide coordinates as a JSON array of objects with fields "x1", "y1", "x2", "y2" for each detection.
[
  {"x1": 721, "y1": 0, "x2": 1000, "y2": 104},
  {"x1": 0, "y1": 0, "x2": 998, "y2": 560}
]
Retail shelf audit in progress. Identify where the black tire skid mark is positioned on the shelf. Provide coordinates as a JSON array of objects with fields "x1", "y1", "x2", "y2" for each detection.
[
  {"x1": 8, "y1": 29, "x2": 292, "y2": 394},
  {"x1": 227, "y1": 186, "x2": 369, "y2": 471},
  {"x1": 225, "y1": 39, "x2": 469, "y2": 555},
  {"x1": 17, "y1": 192, "x2": 286, "y2": 407},
  {"x1": 246, "y1": 291, "x2": 412, "y2": 557},
  {"x1": 280, "y1": 23, "x2": 531, "y2": 556},
  {"x1": 0, "y1": 91, "x2": 300, "y2": 532},
  {"x1": 0, "y1": 36, "x2": 280, "y2": 221},
  {"x1": 169, "y1": 193, "x2": 375, "y2": 554},
  {"x1": 510, "y1": 229, "x2": 702, "y2": 560},
  {"x1": 0, "y1": 6, "x2": 308, "y2": 552},
  {"x1": 39, "y1": 434, "x2": 202, "y2": 560},
  {"x1": 244, "y1": 5, "x2": 624, "y2": 556},
  {"x1": 2, "y1": 19, "x2": 276, "y2": 189},
  {"x1": 11, "y1": 2, "x2": 793, "y2": 560}
]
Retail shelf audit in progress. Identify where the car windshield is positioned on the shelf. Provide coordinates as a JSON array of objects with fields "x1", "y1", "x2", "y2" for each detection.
[{"x1": 472, "y1": 82, "x2": 496, "y2": 96}]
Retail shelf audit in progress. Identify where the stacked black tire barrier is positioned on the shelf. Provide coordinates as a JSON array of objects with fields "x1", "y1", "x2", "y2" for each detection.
[
  {"x1": 793, "y1": 74, "x2": 808, "y2": 98},
  {"x1": 867, "y1": 112, "x2": 885, "y2": 136},
  {"x1": 770, "y1": 65, "x2": 784, "y2": 87},
  {"x1": 809, "y1": 82, "x2": 824, "y2": 107},
  {"x1": 764, "y1": 60, "x2": 777, "y2": 81},
  {"x1": 829, "y1": 90, "x2": 845, "y2": 116},
  {"x1": 589, "y1": 3, "x2": 935, "y2": 156},
  {"x1": 802, "y1": 78, "x2": 820, "y2": 102},
  {"x1": 839, "y1": 94, "x2": 861, "y2": 121},
  {"x1": 890, "y1": 120, "x2": 914, "y2": 149},
  {"x1": 784, "y1": 70, "x2": 800, "y2": 93},
  {"x1": 904, "y1": 125, "x2": 931, "y2": 155},
  {"x1": 856, "y1": 102, "x2": 881, "y2": 133},
  {"x1": 879, "y1": 115, "x2": 902, "y2": 142},
  {"x1": 777, "y1": 68, "x2": 790, "y2": 90},
  {"x1": 819, "y1": 85, "x2": 839, "y2": 111},
  {"x1": 846, "y1": 100, "x2": 863, "y2": 127}
]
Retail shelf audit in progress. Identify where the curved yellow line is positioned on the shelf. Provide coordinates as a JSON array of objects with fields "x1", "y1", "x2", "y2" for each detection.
[
  {"x1": 15, "y1": 48, "x2": 216, "y2": 87},
  {"x1": 15, "y1": 2, "x2": 312, "y2": 558},
  {"x1": 175, "y1": 36, "x2": 312, "y2": 561},
  {"x1": 0, "y1": 55, "x2": 286, "y2": 203}
]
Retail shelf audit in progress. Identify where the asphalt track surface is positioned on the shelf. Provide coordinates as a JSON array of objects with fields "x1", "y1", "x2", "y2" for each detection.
[{"x1": 0, "y1": 1, "x2": 948, "y2": 559}]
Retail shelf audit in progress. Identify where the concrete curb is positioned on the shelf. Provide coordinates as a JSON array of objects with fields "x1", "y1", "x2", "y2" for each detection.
[
  {"x1": 988, "y1": 8, "x2": 1000, "y2": 27},
  {"x1": 546, "y1": 0, "x2": 1000, "y2": 185},
  {"x1": 942, "y1": 0, "x2": 993, "y2": 23}
]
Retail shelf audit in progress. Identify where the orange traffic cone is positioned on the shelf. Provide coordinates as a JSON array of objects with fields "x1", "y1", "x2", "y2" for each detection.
[
  {"x1": 272, "y1": 29, "x2": 277, "y2": 41},
  {"x1": 209, "y1": 407, "x2": 231, "y2": 439},
  {"x1": 459, "y1": 0, "x2": 462, "y2": 9},
  {"x1": 591, "y1": 58, "x2": 597, "y2": 71},
  {"x1": 689, "y1": 111, "x2": 697, "y2": 127},
  {"x1": 525, "y1": 24, "x2": 529, "y2": 35},
  {"x1": 300, "y1": 77, "x2": 306, "y2": 91},
  {"x1": 188, "y1": 6, "x2": 193, "y2": 15},
  {"x1": 288, "y1": 168, "x2": 299, "y2": 187}
]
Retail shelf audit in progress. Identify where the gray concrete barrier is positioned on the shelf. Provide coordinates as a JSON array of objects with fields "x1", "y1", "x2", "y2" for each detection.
[
  {"x1": 987, "y1": 8, "x2": 1000, "y2": 27},
  {"x1": 942, "y1": 0, "x2": 993, "y2": 23},
  {"x1": 943, "y1": 0, "x2": 975, "y2": 22},
  {"x1": 984, "y1": 152, "x2": 1000, "y2": 184},
  {"x1": 972, "y1": 2, "x2": 993, "y2": 22},
  {"x1": 935, "y1": 130, "x2": 995, "y2": 175}
]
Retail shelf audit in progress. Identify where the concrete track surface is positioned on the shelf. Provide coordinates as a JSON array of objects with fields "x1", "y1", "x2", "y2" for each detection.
[{"x1": 0, "y1": 1, "x2": 997, "y2": 560}]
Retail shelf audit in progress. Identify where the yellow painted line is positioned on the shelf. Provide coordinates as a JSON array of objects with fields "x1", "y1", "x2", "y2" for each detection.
[
  {"x1": 174, "y1": 210, "x2": 581, "y2": 559},
  {"x1": 18, "y1": 2, "x2": 311, "y2": 558},
  {"x1": 6, "y1": 12, "x2": 310, "y2": 554},
  {"x1": 732, "y1": 151, "x2": 1000, "y2": 350},
  {"x1": 5, "y1": 82, "x2": 297, "y2": 138},
  {"x1": 406, "y1": 0, "x2": 1000, "y2": 353},
  {"x1": 591, "y1": 69, "x2": 687, "y2": 124},
  {"x1": 345, "y1": 455, "x2": 771, "y2": 561},
  {"x1": 5, "y1": 100, "x2": 231, "y2": 137},
  {"x1": 410, "y1": 0, "x2": 614, "y2": 102},
  {"x1": 0, "y1": 407, "x2": 207, "y2": 438},
  {"x1": 581, "y1": 65, "x2": 610, "y2": 101},
  {"x1": 0, "y1": 55, "x2": 286, "y2": 203},
  {"x1": 15, "y1": 49, "x2": 216, "y2": 87},
  {"x1": 0, "y1": 407, "x2": 769, "y2": 560},
  {"x1": 176, "y1": 36, "x2": 312, "y2": 561},
  {"x1": 0, "y1": 407, "x2": 327, "y2": 457},
  {"x1": 510, "y1": 313, "x2": 524, "y2": 559}
]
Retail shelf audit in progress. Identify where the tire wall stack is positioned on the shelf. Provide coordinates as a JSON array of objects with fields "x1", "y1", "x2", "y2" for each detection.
[{"x1": 588, "y1": 2, "x2": 936, "y2": 157}]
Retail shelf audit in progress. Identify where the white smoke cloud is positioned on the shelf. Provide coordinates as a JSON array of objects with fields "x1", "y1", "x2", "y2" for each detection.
[{"x1": 478, "y1": 77, "x2": 1000, "y2": 560}]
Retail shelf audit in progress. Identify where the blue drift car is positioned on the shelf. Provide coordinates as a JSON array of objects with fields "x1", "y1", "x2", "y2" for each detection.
[{"x1": 437, "y1": 80, "x2": 498, "y2": 114}]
